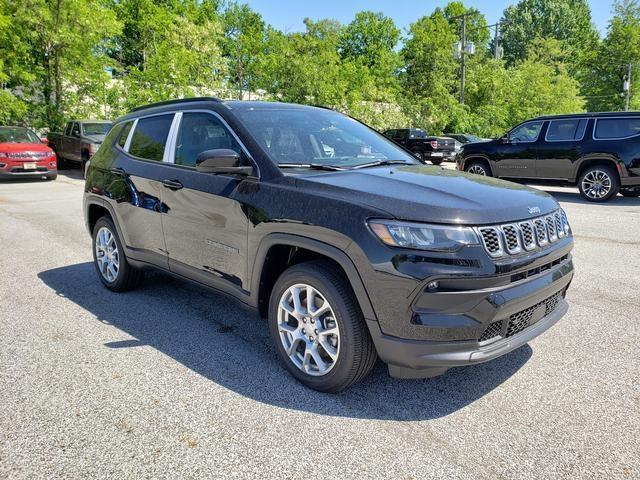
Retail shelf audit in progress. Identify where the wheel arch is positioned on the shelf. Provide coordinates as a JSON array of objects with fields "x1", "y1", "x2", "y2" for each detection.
[
  {"x1": 250, "y1": 234, "x2": 376, "y2": 321},
  {"x1": 574, "y1": 157, "x2": 622, "y2": 184},
  {"x1": 463, "y1": 155, "x2": 493, "y2": 175}
]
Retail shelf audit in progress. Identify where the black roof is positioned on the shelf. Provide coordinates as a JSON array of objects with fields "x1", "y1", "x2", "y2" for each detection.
[{"x1": 534, "y1": 111, "x2": 640, "y2": 120}]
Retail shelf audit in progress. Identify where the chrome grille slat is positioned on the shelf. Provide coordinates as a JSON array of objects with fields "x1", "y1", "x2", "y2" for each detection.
[{"x1": 476, "y1": 209, "x2": 570, "y2": 258}]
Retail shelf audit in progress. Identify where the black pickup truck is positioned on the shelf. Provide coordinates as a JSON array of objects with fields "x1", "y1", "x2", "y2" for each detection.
[{"x1": 383, "y1": 128, "x2": 456, "y2": 165}]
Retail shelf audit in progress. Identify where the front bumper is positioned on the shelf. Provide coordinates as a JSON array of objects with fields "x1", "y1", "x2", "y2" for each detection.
[
  {"x1": 0, "y1": 168, "x2": 57, "y2": 178},
  {"x1": 367, "y1": 256, "x2": 573, "y2": 378}
]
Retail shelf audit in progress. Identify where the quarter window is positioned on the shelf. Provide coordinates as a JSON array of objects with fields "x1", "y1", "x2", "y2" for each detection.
[
  {"x1": 117, "y1": 121, "x2": 133, "y2": 148},
  {"x1": 594, "y1": 118, "x2": 640, "y2": 139},
  {"x1": 546, "y1": 119, "x2": 587, "y2": 141},
  {"x1": 509, "y1": 121, "x2": 543, "y2": 143},
  {"x1": 174, "y1": 113, "x2": 241, "y2": 167},
  {"x1": 128, "y1": 114, "x2": 174, "y2": 161}
]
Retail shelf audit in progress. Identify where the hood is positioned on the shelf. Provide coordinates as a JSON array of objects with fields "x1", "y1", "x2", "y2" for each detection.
[
  {"x1": 0, "y1": 142, "x2": 53, "y2": 154},
  {"x1": 298, "y1": 165, "x2": 559, "y2": 225},
  {"x1": 83, "y1": 134, "x2": 106, "y2": 144}
]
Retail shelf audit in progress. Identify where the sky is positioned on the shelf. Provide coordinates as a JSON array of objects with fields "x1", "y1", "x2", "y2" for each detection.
[{"x1": 243, "y1": 0, "x2": 616, "y2": 37}]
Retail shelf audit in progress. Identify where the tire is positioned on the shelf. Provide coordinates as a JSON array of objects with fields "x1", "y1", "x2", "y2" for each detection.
[
  {"x1": 411, "y1": 149, "x2": 426, "y2": 163},
  {"x1": 465, "y1": 160, "x2": 491, "y2": 176},
  {"x1": 578, "y1": 165, "x2": 620, "y2": 202},
  {"x1": 430, "y1": 157, "x2": 443, "y2": 166},
  {"x1": 92, "y1": 216, "x2": 144, "y2": 292},
  {"x1": 620, "y1": 188, "x2": 640, "y2": 198},
  {"x1": 268, "y1": 260, "x2": 377, "y2": 393},
  {"x1": 45, "y1": 174, "x2": 57, "y2": 181}
]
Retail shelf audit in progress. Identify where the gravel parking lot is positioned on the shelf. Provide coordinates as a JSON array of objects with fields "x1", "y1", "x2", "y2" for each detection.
[{"x1": 1, "y1": 169, "x2": 638, "y2": 479}]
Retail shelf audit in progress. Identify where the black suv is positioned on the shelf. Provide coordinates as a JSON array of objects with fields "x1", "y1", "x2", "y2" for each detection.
[
  {"x1": 84, "y1": 98, "x2": 574, "y2": 392},
  {"x1": 457, "y1": 112, "x2": 640, "y2": 202}
]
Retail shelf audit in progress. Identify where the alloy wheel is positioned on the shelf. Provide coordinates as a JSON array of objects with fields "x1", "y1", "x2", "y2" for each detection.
[
  {"x1": 468, "y1": 164, "x2": 487, "y2": 175},
  {"x1": 277, "y1": 283, "x2": 340, "y2": 376},
  {"x1": 581, "y1": 170, "x2": 612, "y2": 200},
  {"x1": 95, "y1": 226, "x2": 120, "y2": 282}
]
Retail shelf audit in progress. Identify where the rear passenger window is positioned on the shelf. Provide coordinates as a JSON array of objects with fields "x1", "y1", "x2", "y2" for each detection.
[
  {"x1": 546, "y1": 119, "x2": 587, "y2": 141},
  {"x1": 594, "y1": 118, "x2": 640, "y2": 139},
  {"x1": 174, "y1": 113, "x2": 241, "y2": 167},
  {"x1": 128, "y1": 115, "x2": 174, "y2": 161},
  {"x1": 117, "y1": 121, "x2": 133, "y2": 148}
]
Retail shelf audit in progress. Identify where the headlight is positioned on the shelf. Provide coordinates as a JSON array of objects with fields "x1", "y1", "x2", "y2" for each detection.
[
  {"x1": 560, "y1": 208, "x2": 571, "y2": 235},
  {"x1": 368, "y1": 220, "x2": 479, "y2": 251}
]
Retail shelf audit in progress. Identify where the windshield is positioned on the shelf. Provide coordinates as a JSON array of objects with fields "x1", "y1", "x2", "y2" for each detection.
[
  {"x1": 234, "y1": 107, "x2": 417, "y2": 168},
  {"x1": 83, "y1": 123, "x2": 112, "y2": 135},
  {"x1": 0, "y1": 127, "x2": 40, "y2": 144}
]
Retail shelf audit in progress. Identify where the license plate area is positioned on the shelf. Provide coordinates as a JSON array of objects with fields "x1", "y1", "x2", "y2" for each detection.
[{"x1": 23, "y1": 162, "x2": 37, "y2": 170}]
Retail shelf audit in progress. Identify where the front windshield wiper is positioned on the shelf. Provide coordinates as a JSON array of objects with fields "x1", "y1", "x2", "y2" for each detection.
[
  {"x1": 350, "y1": 160, "x2": 414, "y2": 169},
  {"x1": 278, "y1": 163, "x2": 346, "y2": 171}
]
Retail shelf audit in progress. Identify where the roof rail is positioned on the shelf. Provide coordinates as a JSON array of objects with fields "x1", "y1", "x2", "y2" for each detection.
[{"x1": 130, "y1": 97, "x2": 222, "y2": 112}]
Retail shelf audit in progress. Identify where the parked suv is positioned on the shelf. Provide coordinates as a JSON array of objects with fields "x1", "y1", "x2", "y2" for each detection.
[
  {"x1": 84, "y1": 98, "x2": 574, "y2": 392},
  {"x1": 457, "y1": 112, "x2": 640, "y2": 202}
]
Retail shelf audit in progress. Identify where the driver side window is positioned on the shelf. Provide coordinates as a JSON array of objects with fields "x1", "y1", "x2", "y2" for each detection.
[
  {"x1": 509, "y1": 121, "x2": 543, "y2": 143},
  {"x1": 175, "y1": 113, "x2": 242, "y2": 168}
]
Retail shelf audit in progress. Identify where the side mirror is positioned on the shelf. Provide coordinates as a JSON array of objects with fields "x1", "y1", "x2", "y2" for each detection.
[
  {"x1": 501, "y1": 135, "x2": 510, "y2": 144},
  {"x1": 195, "y1": 149, "x2": 253, "y2": 176}
]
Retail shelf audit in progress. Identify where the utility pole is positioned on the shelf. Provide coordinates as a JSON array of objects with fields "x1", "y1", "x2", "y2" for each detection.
[
  {"x1": 493, "y1": 23, "x2": 500, "y2": 59},
  {"x1": 460, "y1": 15, "x2": 467, "y2": 104},
  {"x1": 624, "y1": 63, "x2": 632, "y2": 111}
]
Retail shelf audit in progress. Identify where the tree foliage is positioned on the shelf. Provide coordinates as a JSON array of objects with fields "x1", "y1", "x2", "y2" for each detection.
[{"x1": 0, "y1": 0, "x2": 636, "y2": 135}]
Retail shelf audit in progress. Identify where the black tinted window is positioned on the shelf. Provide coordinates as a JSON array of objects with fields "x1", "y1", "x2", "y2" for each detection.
[
  {"x1": 128, "y1": 115, "x2": 174, "y2": 161},
  {"x1": 509, "y1": 121, "x2": 543, "y2": 142},
  {"x1": 175, "y1": 113, "x2": 241, "y2": 167},
  {"x1": 594, "y1": 118, "x2": 640, "y2": 139},
  {"x1": 546, "y1": 119, "x2": 587, "y2": 141},
  {"x1": 71, "y1": 123, "x2": 80, "y2": 137},
  {"x1": 117, "y1": 121, "x2": 133, "y2": 148}
]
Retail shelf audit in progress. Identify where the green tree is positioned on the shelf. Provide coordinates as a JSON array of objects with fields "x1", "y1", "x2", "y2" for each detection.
[
  {"x1": 583, "y1": 0, "x2": 640, "y2": 111},
  {"x1": 222, "y1": 2, "x2": 266, "y2": 99},
  {"x1": 0, "y1": 0, "x2": 120, "y2": 129},
  {"x1": 499, "y1": 0, "x2": 599, "y2": 67}
]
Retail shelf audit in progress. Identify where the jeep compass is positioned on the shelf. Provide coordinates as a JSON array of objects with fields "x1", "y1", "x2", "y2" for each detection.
[{"x1": 84, "y1": 98, "x2": 574, "y2": 392}]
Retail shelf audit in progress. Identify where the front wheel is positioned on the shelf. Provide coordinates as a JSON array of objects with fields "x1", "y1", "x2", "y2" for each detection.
[
  {"x1": 578, "y1": 165, "x2": 619, "y2": 202},
  {"x1": 92, "y1": 216, "x2": 144, "y2": 291},
  {"x1": 268, "y1": 260, "x2": 377, "y2": 393},
  {"x1": 430, "y1": 157, "x2": 443, "y2": 166}
]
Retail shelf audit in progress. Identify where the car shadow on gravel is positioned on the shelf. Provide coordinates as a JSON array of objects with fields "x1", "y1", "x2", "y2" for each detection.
[{"x1": 39, "y1": 262, "x2": 532, "y2": 421}]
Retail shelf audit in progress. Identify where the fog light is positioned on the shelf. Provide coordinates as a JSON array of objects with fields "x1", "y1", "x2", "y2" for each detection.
[
  {"x1": 49, "y1": 162, "x2": 56, "y2": 167},
  {"x1": 0, "y1": 163, "x2": 6, "y2": 168},
  {"x1": 427, "y1": 281, "x2": 439, "y2": 291}
]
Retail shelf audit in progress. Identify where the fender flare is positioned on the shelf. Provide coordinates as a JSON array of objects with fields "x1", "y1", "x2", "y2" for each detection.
[{"x1": 249, "y1": 233, "x2": 376, "y2": 321}]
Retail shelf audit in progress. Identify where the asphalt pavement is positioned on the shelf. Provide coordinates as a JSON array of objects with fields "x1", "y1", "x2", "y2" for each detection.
[{"x1": 0, "y1": 168, "x2": 638, "y2": 479}]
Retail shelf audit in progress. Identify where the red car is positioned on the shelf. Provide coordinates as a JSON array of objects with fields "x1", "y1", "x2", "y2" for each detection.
[{"x1": 0, "y1": 126, "x2": 57, "y2": 180}]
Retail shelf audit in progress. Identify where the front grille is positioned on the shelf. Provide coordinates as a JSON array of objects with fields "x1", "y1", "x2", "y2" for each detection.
[
  {"x1": 10, "y1": 167, "x2": 48, "y2": 173},
  {"x1": 476, "y1": 209, "x2": 570, "y2": 258},
  {"x1": 478, "y1": 227, "x2": 503, "y2": 257},
  {"x1": 477, "y1": 290, "x2": 564, "y2": 343}
]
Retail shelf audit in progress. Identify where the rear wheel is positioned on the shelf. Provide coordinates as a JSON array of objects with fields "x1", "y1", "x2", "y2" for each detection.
[
  {"x1": 578, "y1": 165, "x2": 619, "y2": 202},
  {"x1": 411, "y1": 148, "x2": 426, "y2": 163},
  {"x1": 465, "y1": 160, "x2": 491, "y2": 176},
  {"x1": 268, "y1": 260, "x2": 377, "y2": 393},
  {"x1": 92, "y1": 216, "x2": 144, "y2": 291},
  {"x1": 430, "y1": 157, "x2": 443, "y2": 166}
]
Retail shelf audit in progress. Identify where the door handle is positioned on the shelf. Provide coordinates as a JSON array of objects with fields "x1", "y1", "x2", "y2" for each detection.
[
  {"x1": 111, "y1": 167, "x2": 126, "y2": 176},
  {"x1": 162, "y1": 179, "x2": 183, "y2": 190}
]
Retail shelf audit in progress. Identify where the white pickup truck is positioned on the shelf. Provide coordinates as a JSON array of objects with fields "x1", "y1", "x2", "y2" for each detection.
[{"x1": 47, "y1": 120, "x2": 112, "y2": 171}]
